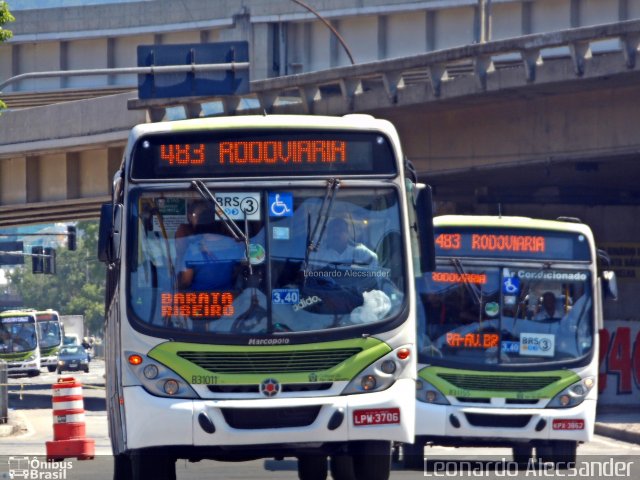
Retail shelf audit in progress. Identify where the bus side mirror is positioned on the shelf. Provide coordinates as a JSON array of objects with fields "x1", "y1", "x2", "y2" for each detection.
[
  {"x1": 415, "y1": 184, "x2": 436, "y2": 273},
  {"x1": 597, "y1": 248, "x2": 618, "y2": 301},
  {"x1": 98, "y1": 203, "x2": 123, "y2": 263},
  {"x1": 602, "y1": 270, "x2": 618, "y2": 301}
]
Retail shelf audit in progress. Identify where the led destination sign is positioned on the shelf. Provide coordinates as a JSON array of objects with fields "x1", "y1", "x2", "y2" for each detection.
[
  {"x1": 131, "y1": 130, "x2": 396, "y2": 179},
  {"x1": 434, "y1": 227, "x2": 591, "y2": 261},
  {"x1": 159, "y1": 141, "x2": 347, "y2": 166}
]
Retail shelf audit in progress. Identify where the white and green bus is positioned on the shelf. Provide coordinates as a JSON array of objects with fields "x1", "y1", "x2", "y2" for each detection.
[
  {"x1": 407, "y1": 215, "x2": 617, "y2": 467},
  {"x1": 36, "y1": 309, "x2": 64, "y2": 372},
  {"x1": 98, "y1": 114, "x2": 435, "y2": 480},
  {"x1": 0, "y1": 309, "x2": 41, "y2": 377}
]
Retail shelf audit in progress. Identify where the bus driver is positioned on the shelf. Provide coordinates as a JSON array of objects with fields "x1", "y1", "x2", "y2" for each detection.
[
  {"x1": 176, "y1": 201, "x2": 244, "y2": 292},
  {"x1": 311, "y1": 217, "x2": 378, "y2": 267}
]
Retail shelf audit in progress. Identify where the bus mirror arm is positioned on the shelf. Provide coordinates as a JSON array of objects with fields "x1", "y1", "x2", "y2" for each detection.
[
  {"x1": 98, "y1": 202, "x2": 123, "y2": 264},
  {"x1": 415, "y1": 184, "x2": 436, "y2": 273}
]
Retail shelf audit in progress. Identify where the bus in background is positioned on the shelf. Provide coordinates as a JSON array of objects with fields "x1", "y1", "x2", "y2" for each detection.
[
  {"x1": 406, "y1": 215, "x2": 617, "y2": 467},
  {"x1": 36, "y1": 309, "x2": 64, "y2": 372},
  {"x1": 0, "y1": 310, "x2": 41, "y2": 377},
  {"x1": 98, "y1": 114, "x2": 435, "y2": 480}
]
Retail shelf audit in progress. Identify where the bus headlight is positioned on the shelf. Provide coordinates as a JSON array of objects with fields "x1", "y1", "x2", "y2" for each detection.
[
  {"x1": 547, "y1": 376, "x2": 595, "y2": 408},
  {"x1": 342, "y1": 345, "x2": 412, "y2": 395},
  {"x1": 143, "y1": 364, "x2": 159, "y2": 379},
  {"x1": 163, "y1": 379, "x2": 180, "y2": 395},
  {"x1": 125, "y1": 351, "x2": 198, "y2": 399},
  {"x1": 416, "y1": 379, "x2": 450, "y2": 405}
]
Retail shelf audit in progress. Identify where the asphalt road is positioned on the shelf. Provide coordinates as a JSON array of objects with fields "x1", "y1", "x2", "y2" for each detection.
[{"x1": 3, "y1": 360, "x2": 640, "y2": 479}]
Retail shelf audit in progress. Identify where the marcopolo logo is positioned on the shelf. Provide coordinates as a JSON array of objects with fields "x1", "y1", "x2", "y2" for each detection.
[
  {"x1": 7, "y1": 457, "x2": 72, "y2": 479},
  {"x1": 247, "y1": 337, "x2": 290, "y2": 345}
]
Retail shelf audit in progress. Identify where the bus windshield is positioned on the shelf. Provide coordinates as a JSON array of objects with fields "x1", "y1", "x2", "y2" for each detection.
[
  {"x1": 37, "y1": 319, "x2": 62, "y2": 349},
  {"x1": 0, "y1": 316, "x2": 38, "y2": 353},
  {"x1": 417, "y1": 264, "x2": 593, "y2": 366},
  {"x1": 128, "y1": 186, "x2": 406, "y2": 337}
]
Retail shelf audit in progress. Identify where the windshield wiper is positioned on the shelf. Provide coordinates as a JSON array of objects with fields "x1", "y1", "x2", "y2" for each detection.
[
  {"x1": 306, "y1": 178, "x2": 340, "y2": 262},
  {"x1": 191, "y1": 180, "x2": 254, "y2": 271},
  {"x1": 450, "y1": 257, "x2": 481, "y2": 306}
]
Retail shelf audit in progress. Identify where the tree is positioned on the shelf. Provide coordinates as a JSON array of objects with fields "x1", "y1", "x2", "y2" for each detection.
[
  {"x1": 6, "y1": 221, "x2": 106, "y2": 337},
  {"x1": 0, "y1": 1, "x2": 15, "y2": 112}
]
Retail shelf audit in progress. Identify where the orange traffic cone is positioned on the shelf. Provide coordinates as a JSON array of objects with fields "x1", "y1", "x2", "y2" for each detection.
[{"x1": 45, "y1": 377, "x2": 95, "y2": 461}]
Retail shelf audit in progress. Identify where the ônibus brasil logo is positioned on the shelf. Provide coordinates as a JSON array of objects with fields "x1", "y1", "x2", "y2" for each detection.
[{"x1": 7, "y1": 456, "x2": 73, "y2": 479}]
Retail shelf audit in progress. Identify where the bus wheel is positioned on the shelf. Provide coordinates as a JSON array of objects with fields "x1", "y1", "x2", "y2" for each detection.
[
  {"x1": 402, "y1": 442, "x2": 425, "y2": 470},
  {"x1": 550, "y1": 440, "x2": 577, "y2": 467},
  {"x1": 130, "y1": 450, "x2": 176, "y2": 480},
  {"x1": 330, "y1": 454, "x2": 356, "y2": 480},
  {"x1": 113, "y1": 453, "x2": 132, "y2": 480},
  {"x1": 297, "y1": 455, "x2": 327, "y2": 480},
  {"x1": 512, "y1": 444, "x2": 533, "y2": 466},
  {"x1": 351, "y1": 440, "x2": 391, "y2": 480},
  {"x1": 47, "y1": 365, "x2": 57, "y2": 373}
]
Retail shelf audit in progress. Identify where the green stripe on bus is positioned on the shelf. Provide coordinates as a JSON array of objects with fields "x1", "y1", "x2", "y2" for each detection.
[
  {"x1": 418, "y1": 366, "x2": 580, "y2": 399},
  {"x1": 0, "y1": 351, "x2": 34, "y2": 361},
  {"x1": 148, "y1": 337, "x2": 391, "y2": 385}
]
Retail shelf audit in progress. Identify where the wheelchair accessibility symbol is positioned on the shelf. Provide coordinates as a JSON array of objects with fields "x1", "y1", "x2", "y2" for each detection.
[
  {"x1": 269, "y1": 192, "x2": 293, "y2": 217},
  {"x1": 503, "y1": 276, "x2": 520, "y2": 295}
]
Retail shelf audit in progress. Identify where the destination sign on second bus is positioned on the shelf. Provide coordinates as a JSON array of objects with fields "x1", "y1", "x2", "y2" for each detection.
[
  {"x1": 434, "y1": 227, "x2": 591, "y2": 261},
  {"x1": 131, "y1": 130, "x2": 397, "y2": 178}
]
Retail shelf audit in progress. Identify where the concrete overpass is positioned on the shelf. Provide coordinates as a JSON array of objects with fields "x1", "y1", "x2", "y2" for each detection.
[
  {"x1": 1, "y1": 0, "x2": 639, "y2": 320},
  {"x1": 1, "y1": 18, "x2": 639, "y2": 225}
]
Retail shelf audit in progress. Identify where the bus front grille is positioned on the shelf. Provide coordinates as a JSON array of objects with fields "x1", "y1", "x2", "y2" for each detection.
[
  {"x1": 178, "y1": 348, "x2": 362, "y2": 374},
  {"x1": 438, "y1": 374, "x2": 561, "y2": 392},
  {"x1": 465, "y1": 413, "x2": 532, "y2": 428},
  {"x1": 207, "y1": 382, "x2": 333, "y2": 394},
  {"x1": 221, "y1": 406, "x2": 321, "y2": 429}
]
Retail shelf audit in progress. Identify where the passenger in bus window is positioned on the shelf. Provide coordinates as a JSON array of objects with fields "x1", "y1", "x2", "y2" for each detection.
[
  {"x1": 176, "y1": 201, "x2": 244, "y2": 292},
  {"x1": 534, "y1": 291, "x2": 564, "y2": 321},
  {"x1": 311, "y1": 218, "x2": 378, "y2": 267}
]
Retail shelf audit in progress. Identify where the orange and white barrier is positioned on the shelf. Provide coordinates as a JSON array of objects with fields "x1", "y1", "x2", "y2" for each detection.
[{"x1": 45, "y1": 377, "x2": 95, "y2": 461}]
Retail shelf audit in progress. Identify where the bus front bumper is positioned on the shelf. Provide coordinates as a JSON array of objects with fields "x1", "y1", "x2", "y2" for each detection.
[
  {"x1": 40, "y1": 355, "x2": 58, "y2": 367},
  {"x1": 415, "y1": 399, "x2": 596, "y2": 443},
  {"x1": 123, "y1": 378, "x2": 415, "y2": 450},
  {"x1": 6, "y1": 360, "x2": 39, "y2": 376}
]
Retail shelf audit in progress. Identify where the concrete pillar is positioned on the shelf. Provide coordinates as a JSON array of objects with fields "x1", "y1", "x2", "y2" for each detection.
[
  {"x1": 330, "y1": 20, "x2": 339, "y2": 68},
  {"x1": 522, "y1": 1, "x2": 533, "y2": 35},
  {"x1": 378, "y1": 15, "x2": 388, "y2": 60},
  {"x1": 0, "y1": 157, "x2": 27, "y2": 205},
  {"x1": 79, "y1": 149, "x2": 108, "y2": 198},
  {"x1": 108, "y1": 147, "x2": 123, "y2": 188},
  {"x1": 426, "y1": 11, "x2": 437, "y2": 51},
  {"x1": 39, "y1": 153, "x2": 67, "y2": 201},
  {"x1": 60, "y1": 41, "x2": 68, "y2": 89},
  {"x1": 26, "y1": 156, "x2": 40, "y2": 203},
  {"x1": 570, "y1": 0, "x2": 581, "y2": 27},
  {"x1": 66, "y1": 152, "x2": 80, "y2": 200}
]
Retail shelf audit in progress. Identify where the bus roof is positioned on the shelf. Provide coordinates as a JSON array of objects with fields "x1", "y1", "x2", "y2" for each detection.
[
  {"x1": 0, "y1": 310, "x2": 36, "y2": 319},
  {"x1": 125, "y1": 114, "x2": 399, "y2": 151},
  {"x1": 434, "y1": 215, "x2": 595, "y2": 239}
]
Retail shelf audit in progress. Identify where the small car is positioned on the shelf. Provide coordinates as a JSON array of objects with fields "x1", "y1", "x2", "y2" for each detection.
[{"x1": 57, "y1": 345, "x2": 90, "y2": 373}]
